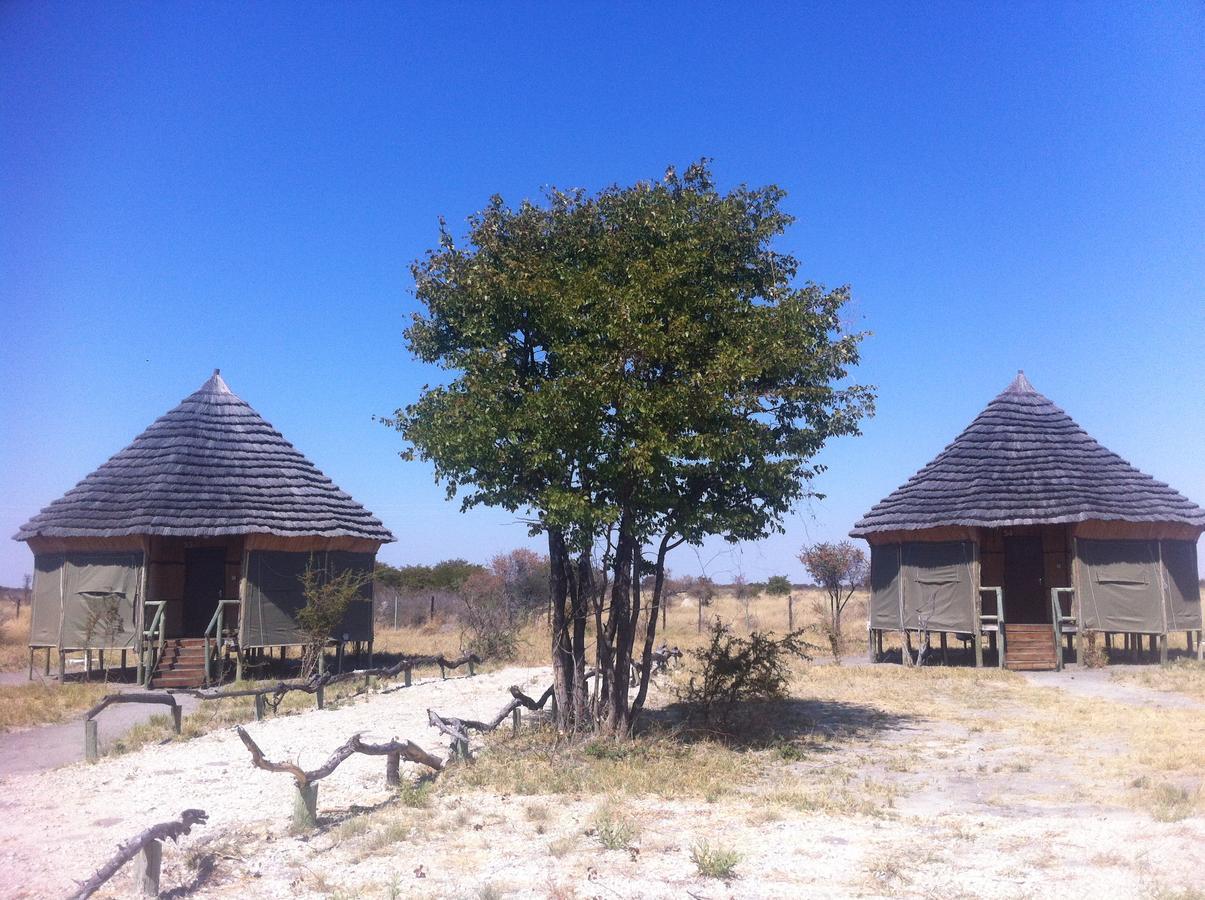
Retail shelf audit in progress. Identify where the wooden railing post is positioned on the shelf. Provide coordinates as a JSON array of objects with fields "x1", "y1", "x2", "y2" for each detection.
[
  {"x1": 134, "y1": 839, "x2": 162, "y2": 897},
  {"x1": 254, "y1": 693, "x2": 266, "y2": 721},
  {"x1": 512, "y1": 707, "x2": 521, "y2": 736},
  {"x1": 293, "y1": 783, "x2": 318, "y2": 830},
  {"x1": 386, "y1": 751, "x2": 401, "y2": 787},
  {"x1": 171, "y1": 705, "x2": 182, "y2": 735},
  {"x1": 85, "y1": 719, "x2": 99, "y2": 762}
]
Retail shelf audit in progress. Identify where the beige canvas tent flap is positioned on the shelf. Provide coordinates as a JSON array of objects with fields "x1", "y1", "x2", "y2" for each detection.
[{"x1": 242, "y1": 550, "x2": 374, "y2": 647}]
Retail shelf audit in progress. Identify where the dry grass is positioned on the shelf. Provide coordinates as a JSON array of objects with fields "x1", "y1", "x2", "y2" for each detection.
[
  {"x1": 1112, "y1": 658, "x2": 1205, "y2": 702},
  {"x1": 105, "y1": 676, "x2": 373, "y2": 755},
  {"x1": 0, "y1": 680, "x2": 113, "y2": 732},
  {"x1": 0, "y1": 606, "x2": 33, "y2": 672}
]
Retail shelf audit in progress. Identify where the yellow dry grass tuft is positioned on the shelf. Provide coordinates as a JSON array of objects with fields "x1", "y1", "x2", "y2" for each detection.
[
  {"x1": 0, "y1": 680, "x2": 112, "y2": 732},
  {"x1": 1112, "y1": 658, "x2": 1205, "y2": 702},
  {"x1": 0, "y1": 606, "x2": 33, "y2": 672}
]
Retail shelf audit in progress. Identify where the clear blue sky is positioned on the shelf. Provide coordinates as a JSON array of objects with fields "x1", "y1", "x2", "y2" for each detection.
[{"x1": 2, "y1": 2, "x2": 1202, "y2": 586}]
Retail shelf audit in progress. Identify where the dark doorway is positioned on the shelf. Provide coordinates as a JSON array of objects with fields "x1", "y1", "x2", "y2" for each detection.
[
  {"x1": 183, "y1": 547, "x2": 226, "y2": 635},
  {"x1": 1003, "y1": 536, "x2": 1047, "y2": 624}
]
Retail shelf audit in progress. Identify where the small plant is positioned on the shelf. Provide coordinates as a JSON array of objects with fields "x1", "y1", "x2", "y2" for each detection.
[
  {"x1": 680, "y1": 619, "x2": 814, "y2": 722},
  {"x1": 799, "y1": 541, "x2": 868, "y2": 662},
  {"x1": 397, "y1": 779, "x2": 433, "y2": 808},
  {"x1": 1082, "y1": 631, "x2": 1108, "y2": 668},
  {"x1": 690, "y1": 839, "x2": 741, "y2": 880},
  {"x1": 591, "y1": 803, "x2": 640, "y2": 850},
  {"x1": 298, "y1": 559, "x2": 373, "y2": 678}
]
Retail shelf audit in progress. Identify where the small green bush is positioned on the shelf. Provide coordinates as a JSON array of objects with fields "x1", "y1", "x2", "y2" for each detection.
[
  {"x1": 691, "y1": 839, "x2": 742, "y2": 879},
  {"x1": 592, "y1": 804, "x2": 640, "y2": 850}
]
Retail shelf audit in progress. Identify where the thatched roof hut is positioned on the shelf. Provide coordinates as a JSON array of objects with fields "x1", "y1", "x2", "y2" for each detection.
[
  {"x1": 15, "y1": 372, "x2": 395, "y2": 686},
  {"x1": 853, "y1": 373, "x2": 1203, "y2": 670}
]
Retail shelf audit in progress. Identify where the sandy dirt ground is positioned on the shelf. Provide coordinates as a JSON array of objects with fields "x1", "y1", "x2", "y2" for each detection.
[{"x1": 0, "y1": 665, "x2": 1201, "y2": 900}]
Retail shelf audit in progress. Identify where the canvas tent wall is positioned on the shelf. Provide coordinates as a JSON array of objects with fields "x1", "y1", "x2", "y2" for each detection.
[
  {"x1": 28, "y1": 551, "x2": 144, "y2": 651},
  {"x1": 869, "y1": 540, "x2": 976, "y2": 632},
  {"x1": 242, "y1": 549, "x2": 375, "y2": 647},
  {"x1": 1076, "y1": 538, "x2": 1202, "y2": 634}
]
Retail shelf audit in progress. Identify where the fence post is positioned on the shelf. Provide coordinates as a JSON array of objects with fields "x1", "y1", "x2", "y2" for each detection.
[
  {"x1": 404, "y1": 667, "x2": 412, "y2": 687},
  {"x1": 84, "y1": 719, "x2": 99, "y2": 762},
  {"x1": 468, "y1": 659, "x2": 476, "y2": 677},
  {"x1": 386, "y1": 751, "x2": 401, "y2": 787},
  {"x1": 293, "y1": 783, "x2": 319, "y2": 830},
  {"x1": 512, "y1": 707, "x2": 521, "y2": 737},
  {"x1": 316, "y1": 684, "x2": 325, "y2": 710},
  {"x1": 171, "y1": 705, "x2": 182, "y2": 735},
  {"x1": 254, "y1": 693, "x2": 266, "y2": 721},
  {"x1": 134, "y1": 838, "x2": 162, "y2": 897}
]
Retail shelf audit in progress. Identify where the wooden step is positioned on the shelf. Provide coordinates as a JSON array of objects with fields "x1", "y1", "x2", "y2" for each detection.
[{"x1": 1003, "y1": 624, "x2": 1057, "y2": 671}]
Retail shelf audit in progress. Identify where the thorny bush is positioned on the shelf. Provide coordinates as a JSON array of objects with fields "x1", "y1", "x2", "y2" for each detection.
[{"x1": 680, "y1": 619, "x2": 814, "y2": 722}]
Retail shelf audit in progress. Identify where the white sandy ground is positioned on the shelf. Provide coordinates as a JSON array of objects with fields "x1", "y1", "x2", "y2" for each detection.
[{"x1": 0, "y1": 666, "x2": 1201, "y2": 900}]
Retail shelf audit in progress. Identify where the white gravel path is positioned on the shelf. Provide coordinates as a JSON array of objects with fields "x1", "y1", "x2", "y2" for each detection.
[{"x1": 0, "y1": 666, "x2": 548, "y2": 899}]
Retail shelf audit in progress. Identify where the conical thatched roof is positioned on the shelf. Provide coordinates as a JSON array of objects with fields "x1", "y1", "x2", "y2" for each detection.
[
  {"x1": 14, "y1": 371, "x2": 395, "y2": 542},
  {"x1": 851, "y1": 372, "x2": 1205, "y2": 536}
]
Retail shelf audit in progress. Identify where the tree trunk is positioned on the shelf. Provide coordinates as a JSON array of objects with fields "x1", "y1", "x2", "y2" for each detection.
[
  {"x1": 602, "y1": 515, "x2": 635, "y2": 737},
  {"x1": 548, "y1": 530, "x2": 574, "y2": 732},
  {"x1": 570, "y1": 552, "x2": 591, "y2": 727},
  {"x1": 632, "y1": 535, "x2": 674, "y2": 718}
]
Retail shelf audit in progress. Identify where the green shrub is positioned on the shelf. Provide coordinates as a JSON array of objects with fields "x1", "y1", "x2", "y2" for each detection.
[
  {"x1": 680, "y1": 619, "x2": 814, "y2": 721},
  {"x1": 691, "y1": 839, "x2": 741, "y2": 879}
]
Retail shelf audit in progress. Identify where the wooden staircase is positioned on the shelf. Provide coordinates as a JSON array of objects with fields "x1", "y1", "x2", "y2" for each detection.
[
  {"x1": 1003, "y1": 624, "x2": 1058, "y2": 671},
  {"x1": 148, "y1": 638, "x2": 209, "y2": 688}
]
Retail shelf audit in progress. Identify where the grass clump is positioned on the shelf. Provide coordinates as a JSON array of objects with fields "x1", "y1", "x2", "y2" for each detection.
[
  {"x1": 1130, "y1": 778, "x2": 1200, "y2": 823},
  {"x1": 591, "y1": 802, "x2": 640, "y2": 850},
  {"x1": 397, "y1": 779, "x2": 433, "y2": 808},
  {"x1": 443, "y1": 725, "x2": 757, "y2": 801},
  {"x1": 690, "y1": 839, "x2": 741, "y2": 880}
]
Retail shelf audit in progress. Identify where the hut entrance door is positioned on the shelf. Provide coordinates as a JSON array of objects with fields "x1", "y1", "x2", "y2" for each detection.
[
  {"x1": 1003, "y1": 536, "x2": 1047, "y2": 624},
  {"x1": 183, "y1": 547, "x2": 226, "y2": 636}
]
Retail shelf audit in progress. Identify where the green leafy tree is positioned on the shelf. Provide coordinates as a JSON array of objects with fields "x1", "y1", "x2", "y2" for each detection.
[{"x1": 393, "y1": 161, "x2": 872, "y2": 736}]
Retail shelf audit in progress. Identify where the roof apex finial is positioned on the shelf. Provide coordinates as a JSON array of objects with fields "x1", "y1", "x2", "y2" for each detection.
[
  {"x1": 200, "y1": 369, "x2": 231, "y2": 395},
  {"x1": 1005, "y1": 370, "x2": 1035, "y2": 394}
]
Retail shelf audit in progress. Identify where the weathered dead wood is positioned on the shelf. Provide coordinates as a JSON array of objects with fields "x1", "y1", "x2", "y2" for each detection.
[
  {"x1": 424, "y1": 669, "x2": 601, "y2": 759},
  {"x1": 349, "y1": 734, "x2": 445, "y2": 772},
  {"x1": 236, "y1": 726, "x2": 443, "y2": 786},
  {"x1": 174, "y1": 652, "x2": 483, "y2": 710},
  {"x1": 69, "y1": 809, "x2": 207, "y2": 900},
  {"x1": 85, "y1": 691, "x2": 179, "y2": 720}
]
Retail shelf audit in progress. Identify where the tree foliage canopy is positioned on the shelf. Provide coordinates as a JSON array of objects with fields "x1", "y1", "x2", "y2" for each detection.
[{"x1": 399, "y1": 161, "x2": 872, "y2": 551}]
